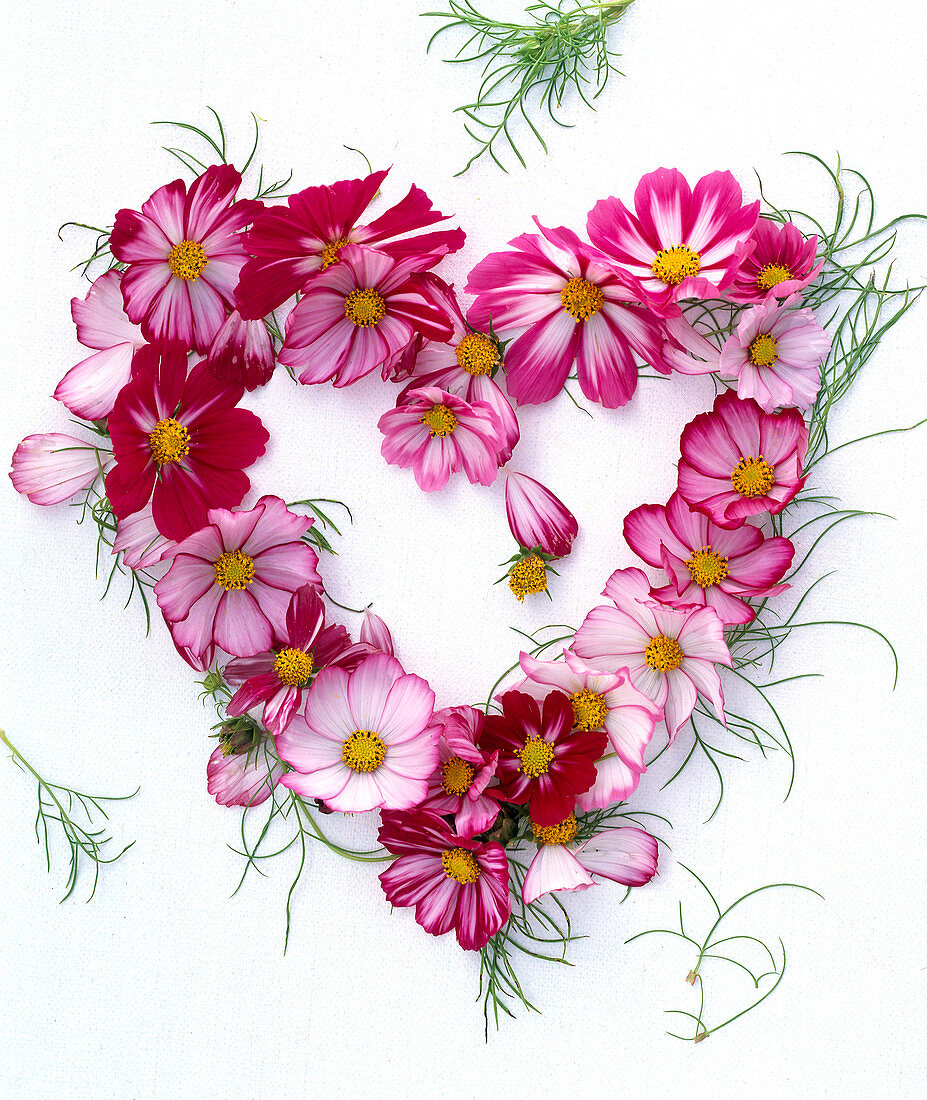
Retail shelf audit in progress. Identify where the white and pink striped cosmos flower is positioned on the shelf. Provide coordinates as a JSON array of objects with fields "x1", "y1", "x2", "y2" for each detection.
[
  {"x1": 418, "y1": 706, "x2": 501, "y2": 839},
  {"x1": 276, "y1": 653, "x2": 438, "y2": 812},
  {"x1": 573, "y1": 568, "x2": 731, "y2": 741},
  {"x1": 505, "y1": 470, "x2": 578, "y2": 557},
  {"x1": 10, "y1": 433, "x2": 111, "y2": 506},
  {"x1": 727, "y1": 217, "x2": 823, "y2": 304}
]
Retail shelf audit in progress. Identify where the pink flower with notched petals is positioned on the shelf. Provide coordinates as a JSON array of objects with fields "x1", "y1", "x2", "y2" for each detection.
[
  {"x1": 465, "y1": 220, "x2": 667, "y2": 408},
  {"x1": 624, "y1": 491, "x2": 795, "y2": 625},
  {"x1": 587, "y1": 168, "x2": 759, "y2": 315},
  {"x1": 378, "y1": 809, "x2": 511, "y2": 951},
  {"x1": 727, "y1": 217, "x2": 823, "y2": 304},
  {"x1": 207, "y1": 736, "x2": 285, "y2": 808},
  {"x1": 10, "y1": 433, "x2": 111, "y2": 506},
  {"x1": 573, "y1": 567, "x2": 731, "y2": 741},
  {"x1": 54, "y1": 270, "x2": 147, "y2": 420},
  {"x1": 206, "y1": 310, "x2": 275, "y2": 391},
  {"x1": 110, "y1": 165, "x2": 262, "y2": 353},
  {"x1": 154, "y1": 495, "x2": 322, "y2": 661},
  {"x1": 419, "y1": 707, "x2": 501, "y2": 839},
  {"x1": 677, "y1": 390, "x2": 808, "y2": 529},
  {"x1": 276, "y1": 653, "x2": 438, "y2": 813},
  {"x1": 234, "y1": 169, "x2": 465, "y2": 320},
  {"x1": 505, "y1": 471, "x2": 578, "y2": 557},
  {"x1": 378, "y1": 385, "x2": 505, "y2": 491}
]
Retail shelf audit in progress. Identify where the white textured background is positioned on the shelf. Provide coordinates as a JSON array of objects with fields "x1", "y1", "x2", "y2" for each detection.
[{"x1": 2, "y1": 2, "x2": 926, "y2": 1097}]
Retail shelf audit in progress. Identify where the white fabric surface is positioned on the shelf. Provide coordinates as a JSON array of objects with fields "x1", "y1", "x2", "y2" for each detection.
[{"x1": 1, "y1": 1, "x2": 926, "y2": 1096}]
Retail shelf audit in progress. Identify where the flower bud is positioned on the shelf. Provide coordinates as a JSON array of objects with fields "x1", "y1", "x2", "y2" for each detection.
[
  {"x1": 10, "y1": 433, "x2": 111, "y2": 506},
  {"x1": 504, "y1": 471, "x2": 578, "y2": 558}
]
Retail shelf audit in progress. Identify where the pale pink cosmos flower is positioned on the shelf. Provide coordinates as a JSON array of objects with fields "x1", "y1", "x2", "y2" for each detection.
[
  {"x1": 206, "y1": 310, "x2": 275, "y2": 391},
  {"x1": 10, "y1": 433, "x2": 111, "y2": 506},
  {"x1": 418, "y1": 706, "x2": 501, "y2": 839},
  {"x1": 727, "y1": 218, "x2": 823, "y2": 304},
  {"x1": 573, "y1": 567, "x2": 731, "y2": 741},
  {"x1": 207, "y1": 737, "x2": 285, "y2": 808},
  {"x1": 276, "y1": 653, "x2": 438, "y2": 813},
  {"x1": 505, "y1": 471, "x2": 578, "y2": 557}
]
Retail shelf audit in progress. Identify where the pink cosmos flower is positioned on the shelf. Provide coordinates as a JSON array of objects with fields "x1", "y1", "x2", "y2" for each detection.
[
  {"x1": 624, "y1": 491, "x2": 795, "y2": 625},
  {"x1": 718, "y1": 295, "x2": 830, "y2": 413},
  {"x1": 223, "y1": 585, "x2": 370, "y2": 738},
  {"x1": 360, "y1": 608, "x2": 395, "y2": 656},
  {"x1": 573, "y1": 568, "x2": 731, "y2": 741},
  {"x1": 105, "y1": 343, "x2": 269, "y2": 541},
  {"x1": 277, "y1": 245, "x2": 453, "y2": 386},
  {"x1": 206, "y1": 310, "x2": 275, "y2": 391},
  {"x1": 505, "y1": 471, "x2": 578, "y2": 557},
  {"x1": 378, "y1": 385, "x2": 505, "y2": 491},
  {"x1": 512, "y1": 651, "x2": 662, "y2": 808},
  {"x1": 727, "y1": 217, "x2": 823, "y2": 304},
  {"x1": 521, "y1": 814, "x2": 658, "y2": 904},
  {"x1": 110, "y1": 164, "x2": 262, "y2": 352},
  {"x1": 235, "y1": 168, "x2": 465, "y2": 320},
  {"x1": 465, "y1": 221, "x2": 667, "y2": 408},
  {"x1": 275, "y1": 653, "x2": 438, "y2": 812},
  {"x1": 154, "y1": 495, "x2": 322, "y2": 661},
  {"x1": 54, "y1": 270, "x2": 147, "y2": 420},
  {"x1": 378, "y1": 809, "x2": 511, "y2": 951},
  {"x1": 207, "y1": 735, "x2": 285, "y2": 808},
  {"x1": 418, "y1": 707, "x2": 501, "y2": 839},
  {"x1": 10, "y1": 433, "x2": 111, "y2": 506},
  {"x1": 113, "y1": 504, "x2": 173, "y2": 570},
  {"x1": 587, "y1": 169, "x2": 759, "y2": 314},
  {"x1": 677, "y1": 390, "x2": 808, "y2": 529}
]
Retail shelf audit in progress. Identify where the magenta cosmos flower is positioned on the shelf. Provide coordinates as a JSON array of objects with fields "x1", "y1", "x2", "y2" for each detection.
[
  {"x1": 110, "y1": 164, "x2": 262, "y2": 353},
  {"x1": 154, "y1": 495, "x2": 322, "y2": 661},
  {"x1": 727, "y1": 218, "x2": 823, "y2": 304},
  {"x1": 512, "y1": 650, "x2": 662, "y2": 809},
  {"x1": 277, "y1": 245, "x2": 452, "y2": 386},
  {"x1": 418, "y1": 706, "x2": 501, "y2": 839},
  {"x1": 719, "y1": 295, "x2": 830, "y2": 413},
  {"x1": 235, "y1": 169, "x2": 465, "y2": 320},
  {"x1": 505, "y1": 471, "x2": 578, "y2": 557},
  {"x1": 587, "y1": 169, "x2": 759, "y2": 314},
  {"x1": 480, "y1": 691, "x2": 606, "y2": 826},
  {"x1": 378, "y1": 810, "x2": 511, "y2": 951},
  {"x1": 677, "y1": 389, "x2": 808, "y2": 529},
  {"x1": 206, "y1": 309, "x2": 275, "y2": 391},
  {"x1": 223, "y1": 585, "x2": 371, "y2": 738},
  {"x1": 105, "y1": 343, "x2": 269, "y2": 541},
  {"x1": 378, "y1": 385, "x2": 505, "y2": 491},
  {"x1": 10, "y1": 433, "x2": 111, "y2": 506},
  {"x1": 465, "y1": 221, "x2": 667, "y2": 408},
  {"x1": 206, "y1": 735, "x2": 285, "y2": 808},
  {"x1": 54, "y1": 270, "x2": 147, "y2": 420},
  {"x1": 573, "y1": 568, "x2": 731, "y2": 741},
  {"x1": 275, "y1": 653, "x2": 438, "y2": 812},
  {"x1": 624, "y1": 491, "x2": 795, "y2": 626}
]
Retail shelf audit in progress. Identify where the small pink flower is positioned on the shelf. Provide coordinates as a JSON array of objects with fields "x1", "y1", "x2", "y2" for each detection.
[
  {"x1": 207, "y1": 735, "x2": 285, "y2": 808},
  {"x1": 727, "y1": 217, "x2": 823, "y2": 304},
  {"x1": 624, "y1": 491, "x2": 795, "y2": 625},
  {"x1": 276, "y1": 653, "x2": 438, "y2": 812},
  {"x1": 10, "y1": 433, "x2": 111, "y2": 506},
  {"x1": 360, "y1": 608, "x2": 395, "y2": 656},
  {"x1": 677, "y1": 390, "x2": 808, "y2": 529},
  {"x1": 112, "y1": 504, "x2": 174, "y2": 570},
  {"x1": 206, "y1": 310, "x2": 275, "y2": 391},
  {"x1": 419, "y1": 707, "x2": 501, "y2": 839},
  {"x1": 505, "y1": 471, "x2": 578, "y2": 557}
]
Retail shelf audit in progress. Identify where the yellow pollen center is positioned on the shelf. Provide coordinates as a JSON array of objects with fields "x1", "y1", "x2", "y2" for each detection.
[
  {"x1": 508, "y1": 555, "x2": 548, "y2": 602},
  {"x1": 455, "y1": 332, "x2": 498, "y2": 375},
  {"x1": 212, "y1": 549, "x2": 255, "y2": 591},
  {"x1": 421, "y1": 404, "x2": 458, "y2": 437},
  {"x1": 341, "y1": 729, "x2": 386, "y2": 773},
  {"x1": 749, "y1": 333, "x2": 779, "y2": 367},
  {"x1": 731, "y1": 455, "x2": 775, "y2": 498},
  {"x1": 167, "y1": 239, "x2": 208, "y2": 280},
  {"x1": 344, "y1": 288, "x2": 385, "y2": 327},
  {"x1": 148, "y1": 417, "x2": 190, "y2": 465},
  {"x1": 645, "y1": 634, "x2": 684, "y2": 673},
  {"x1": 273, "y1": 647, "x2": 314, "y2": 686},
  {"x1": 320, "y1": 236, "x2": 351, "y2": 269},
  {"x1": 441, "y1": 755, "x2": 475, "y2": 797},
  {"x1": 560, "y1": 277, "x2": 604, "y2": 321},
  {"x1": 515, "y1": 735, "x2": 555, "y2": 778},
  {"x1": 652, "y1": 244, "x2": 701, "y2": 286},
  {"x1": 686, "y1": 546, "x2": 730, "y2": 589},
  {"x1": 570, "y1": 689, "x2": 608, "y2": 732},
  {"x1": 531, "y1": 814, "x2": 578, "y2": 846},
  {"x1": 441, "y1": 847, "x2": 481, "y2": 884},
  {"x1": 757, "y1": 262, "x2": 792, "y2": 292}
]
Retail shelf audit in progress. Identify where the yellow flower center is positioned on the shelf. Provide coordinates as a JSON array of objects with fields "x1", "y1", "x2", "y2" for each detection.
[
  {"x1": 441, "y1": 846, "x2": 481, "y2": 884},
  {"x1": 560, "y1": 277, "x2": 604, "y2": 321},
  {"x1": 731, "y1": 455, "x2": 775, "y2": 498},
  {"x1": 455, "y1": 332, "x2": 498, "y2": 376},
  {"x1": 168, "y1": 240, "x2": 208, "y2": 280},
  {"x1": 341, "y1": 729, "x2": 386, "y2": 773},
  {"x1": 421, "y1": 404, "x2": 458, "y2": 437},
  {"x1": 531, "y1": 814, "x2": 578, "y2": 845},
  {"x1": 441, "y1": 755, "x2": 475, "y2": 797},
  {"x1": 212, "y1": 549, "x2": 255, "y2": 591},
  {"x1": 273, "y1": 647, "x2": 314, "y2": 686},
  {"x1": 645, "y1": 634, "x2": 684, "y2": 673},
  {"x1": 652, "y1": 244, "x2": 701, "y2": 286},
  {"x1": 570, "y1": 689, "x2": 608, "y2": 732},
  {"x1": 148, "y1": 417, "x2": 190, "y2": 465},
  {"x1": 756, "y1": 262, "x2": 792, "y2": 292},
  {"x1": 508, "y1": 556, "x2": 548, "y2": 602},
  {"x1": 748, "y1": 333, "x2": 779, "y2": 367},
  {"x1": 344, "y1": 288, "x2": 385, "y2": 327},
  {"x1": 686, "y1": 546, "x2": 730, "y2": 589},
  {"x1": 320, "y1": 235, "x2": 351, "y2": 269},
  {"x1": 515, "y1": 735, "x2": 555, "y2": 778}
]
